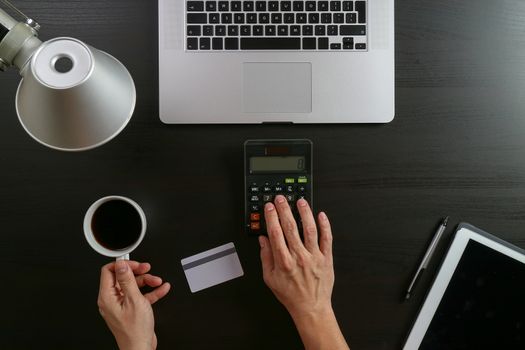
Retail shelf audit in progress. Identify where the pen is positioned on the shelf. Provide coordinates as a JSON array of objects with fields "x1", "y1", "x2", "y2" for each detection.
[{"x1": 405, "y1": 216, "x2": 449, "y2": 300}]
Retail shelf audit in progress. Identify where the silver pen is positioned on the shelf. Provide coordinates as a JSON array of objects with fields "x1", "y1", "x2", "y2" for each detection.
[{"x1": 405, "y1": 217, "x2": 449, "y2": 300}]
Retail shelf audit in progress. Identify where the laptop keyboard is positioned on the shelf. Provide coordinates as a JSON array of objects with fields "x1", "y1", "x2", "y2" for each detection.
[{"x1": 186, "y1": 0, "x2": 367, "y2": 51}]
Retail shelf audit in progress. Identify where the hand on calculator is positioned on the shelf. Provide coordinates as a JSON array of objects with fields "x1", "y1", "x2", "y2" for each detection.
[{"x1": 259, "y1": 195, "x2": 350, "y2": 350}]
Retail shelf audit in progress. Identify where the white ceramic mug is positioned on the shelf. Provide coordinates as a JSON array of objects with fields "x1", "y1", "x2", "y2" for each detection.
[{"x1": 83, "y1": 195, "x2": 146, "y2": 260}]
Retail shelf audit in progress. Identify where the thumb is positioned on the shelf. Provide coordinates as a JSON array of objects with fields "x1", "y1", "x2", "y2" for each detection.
[
  {"x1": 259, "y1": 236, "x2": 274, "y2": 275},
  {"x1": 115, "y1": 260, "x2": 141, "y2": 299}
]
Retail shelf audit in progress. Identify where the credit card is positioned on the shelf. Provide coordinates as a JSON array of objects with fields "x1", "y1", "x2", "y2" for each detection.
[{"x1": 181, "y1": 242, "x2": 244, "y2": 293}]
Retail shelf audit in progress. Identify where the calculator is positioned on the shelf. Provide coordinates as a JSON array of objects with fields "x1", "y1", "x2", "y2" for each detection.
[{"x1": 244, "y1": 139, "x2": 313, "y2": 235}]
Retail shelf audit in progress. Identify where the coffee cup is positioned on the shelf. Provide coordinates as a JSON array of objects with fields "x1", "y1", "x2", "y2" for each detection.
[{"x1": 83, "y1": 195, "x2": 146, "y2": 260}]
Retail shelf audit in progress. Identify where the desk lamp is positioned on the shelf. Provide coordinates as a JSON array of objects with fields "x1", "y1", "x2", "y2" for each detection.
[{"x1": 0, "y1": 0, "x2": 135, "y2": 151}]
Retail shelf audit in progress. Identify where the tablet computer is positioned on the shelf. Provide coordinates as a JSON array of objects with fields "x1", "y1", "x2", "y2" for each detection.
[{"x1": 403, "y1": 223, "x2": 525, "y2": 350}]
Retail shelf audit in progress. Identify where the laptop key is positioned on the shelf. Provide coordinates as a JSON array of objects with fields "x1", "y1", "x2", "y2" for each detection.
[
  {"x1": 234, "y1": 13, "x2": 245, "y2": 23},
  {"x1": 303, "y1": 37, "x2": 316, "y2": 49},
  {"x1": 206, "y1": 1, "x2": 217, "y2": 11},
  {"x1": 221, "y1": 13, "x2": 232, "y2": 23},
  {"x1": 209, "y1": 13, "x2": 220, "y2": 23},
  {"x1": 218, "y1": 1, "x2": 229, "y2": 11},
  {"x1": 296, "y1": 13, "x2": 307, "y2": 23},
  {"x1": 265, "y1": 25, "x2": 276, "y2": 36},
  {"x1": 315, "y1": 25, "x2": 325, "y2": 35},
  {"x1": 269, "y1": 1, "x2": 279, "y2": 11},
  {"x1": 334, "y1": 13, "x2": 344, "y2": 23},
  {"x1": 241, "y1": 37, "x2": 301, "y2": 50},
  {"x1": 200, "y1": 37, "x2": 211, "y2": 50},
  {"x1": 259, "y1": 13, "x2": 270, "y2": 23},
  {"x1": 247, "y1": 13, "x2": 257, "y2": 23},
  {"x1": 339, "y1": 25, "x2": 366, "y2": 35},
  {"x1": 231, "y1": 1, "x2": 242, "y2": 11},
  {"x1": 187, "y1": 13, "x2": 207, "y2": 23},
  {"x1": 355, "y1": 43, "x2": 366, "y2": 49},
  {"x1": 212, "y1": 37, "x2": 223, "y2": 49},
  {"x1": 327, "y1": 25, "x2": 338, "y2": 35},
  {"x1": 187, "y1": 25, "x2": 201, "y2": 36},
  {"x1": 284, "y1": 13, "x2": 294, "y2": 23},
  {"x1": 225, "y1": 37, "x2": 239, "y2": 49},
  {"x1": 346, "y1": 13, "x2": 356, "y2": 23},
  {"x1": 330, "y1": 1, "x2": 341, "y2": 11},
  {"x1": 355, "y1": 1, "x2": 366, "y2": 23},
  {"x1": 319, "y1": 1, "x2": 329, "y2": 11},
  {"x1": 343, "y1": 37, "x2": 353, "y2": 49},
  {"x1": 243, "y1": 1, "x2": 254, "y2": 11},
  {"x1": 309, "y1": 13, "x2": 319, "y2": 23},
  {"x1": 343, "y1": 1, "x2": 353, "y2": 11},
  {"x1": 302, "y1": 25, "x2": 313, "y2": 36},
  {"x1": 278, "y1": 25, "x2": 288, "y2": 36},
  {"x1": 305, "y1": 1, "x2": 316, "y2": 11},
  {"x1": 228, "y1": 25, "x2": 239, "y2": 36},
  {"x1": 255, "y1": 1, "x2": 266, "y2": 11},
  {"x1": 187, "y1": 37, "x2": 198, "y2": 50},
  {"x1": 253, "y1": 25, "x2": 264, "y2": 35},
  {"x1": 281, "y1": 1, "x2": 292, "y2": 11},
  {"x1": 290, "y1": 25, "x2": 301, "y2": 35},
  {"x1": 241, "y1": 25, "x2": 251, "y2": 35},
  {"x1": 272, "y1": 13, "x2": 282, "y2": 23},
  {"x1": 318, "y1": 37, "x2": 329, "y2": 49},
  {"x1": 293, "y1": 1, "x2": 304, "y2": 11},
  {"x1": 321, "y1": 13, "x2": 332, "y2": 23},
  {"x1": 203, "y1": 25, "x2": 214, "y2": 36},
  {"x1": 187, "y1": 1, "x2": 204, "y2": 11},
  {"x1": 215, "y1": 25, "x2": 226, "y2": 36},
  {"x1": 330, "y1": 43, "x2": 341, "y2": 49}
]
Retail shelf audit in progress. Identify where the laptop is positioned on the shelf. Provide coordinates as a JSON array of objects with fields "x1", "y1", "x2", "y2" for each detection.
[{"x1": 158, "y1": 0, "x2": 394, "y2": 123}]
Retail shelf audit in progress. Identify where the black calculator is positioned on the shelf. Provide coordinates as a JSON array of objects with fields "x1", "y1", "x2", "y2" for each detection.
[{"x1": 244, "y1": 139, "x2": 313, "y2": 235}]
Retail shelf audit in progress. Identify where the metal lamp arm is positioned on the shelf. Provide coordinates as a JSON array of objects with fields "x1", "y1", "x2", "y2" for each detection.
[{"x1": 0, "y1": 1, "x2": 41, "y2": 72}]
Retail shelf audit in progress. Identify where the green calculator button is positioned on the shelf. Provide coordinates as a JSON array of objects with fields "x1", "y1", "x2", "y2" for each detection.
[
  {"x1": 298, "y1": 177, "x2": 308, "y2": 183},
  {"x1": 285, "y1": 178, "x2": 295, "y2": 184}
]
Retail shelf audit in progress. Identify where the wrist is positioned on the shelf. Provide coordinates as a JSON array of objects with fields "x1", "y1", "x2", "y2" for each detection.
[{"x1": 290, "y1": 305, "x2": 336, "y2": 330}]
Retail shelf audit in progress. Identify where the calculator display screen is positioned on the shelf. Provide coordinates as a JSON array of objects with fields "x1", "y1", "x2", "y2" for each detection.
[{"x1": 250, "y1": 156, "x2": 305, "y2": 172}]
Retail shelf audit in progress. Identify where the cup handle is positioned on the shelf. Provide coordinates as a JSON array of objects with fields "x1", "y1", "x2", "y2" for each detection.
[{"x1": 116, "y1": 254, "x2": 130, "y2": 261}]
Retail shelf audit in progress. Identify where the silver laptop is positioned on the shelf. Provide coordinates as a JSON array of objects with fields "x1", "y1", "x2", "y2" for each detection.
[{"x1": 158, "y1": 0, "x2": 394, "y2": 123}]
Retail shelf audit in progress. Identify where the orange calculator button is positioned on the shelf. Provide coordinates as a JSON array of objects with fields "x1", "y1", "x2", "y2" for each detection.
[
  {"x1": 250, "y1": 213, "x2": 261, "y2": 221},
  {"x1": 250, "y1": 222, "x2": 261, "y2": 230}
]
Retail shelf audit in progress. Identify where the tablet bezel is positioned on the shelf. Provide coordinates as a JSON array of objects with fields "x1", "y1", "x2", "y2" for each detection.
[{"x1": 403, "y1": 223, "x2": 525, "y2": 350}]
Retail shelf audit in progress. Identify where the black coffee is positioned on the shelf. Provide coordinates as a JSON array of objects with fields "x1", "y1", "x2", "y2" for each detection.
[{"x1": 91, "y1": 199, "x2": 142, "y2": 251}]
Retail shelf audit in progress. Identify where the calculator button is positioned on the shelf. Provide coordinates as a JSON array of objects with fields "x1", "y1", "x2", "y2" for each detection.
[
  {"x1": 249, "y1": 186, "x2": 260, "y2": 193},
  {"x1": 286, "y1": 185, "x2": 294, "y2": 193},
  {"x1": 298, "y1": 185, "x2": 306, "y2": 193},
  {"x1": 263, "y1": 183, "x2": 272, "y2": 192},
  {"x1": 286, "y1": 194, "x2": 295, "y2": 202},
  {"x1": 274, "y1": 184, "x2": 284, "y2": 192},
  {"x1": 285, "y1": 178, "x2": 295, "y2": 184},
  {"x1": 298, "y1": 176, "x2": 308, "y2": 183},
  {"x1": 250, "y1": 222, "x2": 261, "y2": 230},
  {"x1": 250, "y1": 195, "x2": 260, "y2": 202},
  {"x1": 263, "y1": 194, "x2": 273, "y2": 202},
  {"x1": 250, "y1": 204, "x2": 260, "y2": 211},
  {"x1": 250, "y1": 213, "x2": 261, "y2": 221}
]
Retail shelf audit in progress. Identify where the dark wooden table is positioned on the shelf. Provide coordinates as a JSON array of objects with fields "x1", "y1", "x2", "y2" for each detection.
[{"x1": 1, "y1": 0, "x2": 525, "y2": 349}]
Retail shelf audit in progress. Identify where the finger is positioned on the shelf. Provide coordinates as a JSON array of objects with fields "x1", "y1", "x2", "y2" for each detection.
[
  {"x1": 136, "y1": 274, "x2": 163, "y2": 288},
  {"x1": 297, "y1": 198, "x2": 319, "y2": 253},
  {"x1": 99, "y1": 262, "x2": 117, "y2": 298},
  {"x1": 114, "y1": 260, "x2": 142, "y2": 300},
  {"x1": 274, "y1": 195, "x2": 304, "y2": 253},
  {"x1": 318, "y1": 212, "x2": 333, "y2": 257},
  {"x1": 259, "y1": 235, "x2": 274, "y2": 275},
  {"x1": 144, "y1": 282, "x2": 171, "y2": 305},
  {"x1": 264, "y1": 202, "x2": 292, "y2": 267},
  {"x1": 108, "y1": 261, "x2": 150, "y2": 275}
]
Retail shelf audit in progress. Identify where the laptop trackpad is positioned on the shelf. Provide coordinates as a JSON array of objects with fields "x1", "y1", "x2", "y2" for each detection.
[{"x1": 243, "y1": 62, "x2": 312, "y2": 113}]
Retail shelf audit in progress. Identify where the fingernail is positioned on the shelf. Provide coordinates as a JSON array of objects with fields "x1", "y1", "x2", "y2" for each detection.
[
  {"x1": 258, "y1": 236, "x2": 265, "y2": 248},
  {"x1": 320, "y1": 212, "x2": 328, "y2": 220},
  {"x1": 276, "y1": 195, "x2": 286, "y2": 203},
  {"x1": 265, "y1": 203, "x2": 274, "y2": 211},
  {"x1": 297, "y1": 198, "x2": 307, "y2": 207},
  {"x1": 116, "y1": 260, "x2": 128, "y2": 274}
]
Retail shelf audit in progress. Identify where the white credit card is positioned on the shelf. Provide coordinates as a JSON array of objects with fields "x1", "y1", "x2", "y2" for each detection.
[{"x1": 181, "y1": 242, "x2": 244, "y2": 293}]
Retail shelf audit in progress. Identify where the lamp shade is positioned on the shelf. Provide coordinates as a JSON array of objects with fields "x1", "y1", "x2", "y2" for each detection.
[{"x1": 15, "y1": 37, "x2": 136, "y2": 151}]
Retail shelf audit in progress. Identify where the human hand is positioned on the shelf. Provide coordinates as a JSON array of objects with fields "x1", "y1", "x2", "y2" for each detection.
[
  {"x1": 259, "y1": 195, "x2": 349, "y2": 350},
  {"x1": 97, "y1": 260, "x2": 171, "y2": 350}
]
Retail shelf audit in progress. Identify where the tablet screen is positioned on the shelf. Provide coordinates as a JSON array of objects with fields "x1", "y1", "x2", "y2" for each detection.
[{"x1": 420, "y1": 239, "x2": 525, "y2": 349}]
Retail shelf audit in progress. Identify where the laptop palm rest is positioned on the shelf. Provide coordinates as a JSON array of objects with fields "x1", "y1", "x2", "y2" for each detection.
[{"x1": 243, "y1": 62, "x2": 312, "y2": 113}]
